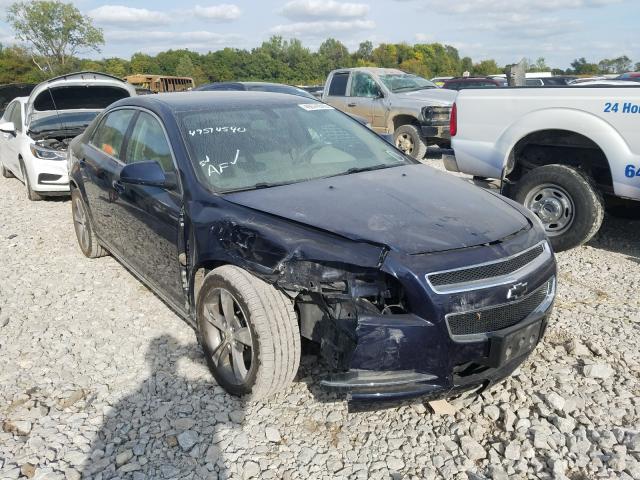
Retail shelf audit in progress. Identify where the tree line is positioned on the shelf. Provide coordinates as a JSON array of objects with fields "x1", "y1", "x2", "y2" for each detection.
[{"x1": 1, "y1": 0, "x2": 639, "y2": 87}]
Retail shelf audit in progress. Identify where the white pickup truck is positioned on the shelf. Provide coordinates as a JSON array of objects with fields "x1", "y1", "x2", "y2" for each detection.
[{"x1": 446, "y1": 86, "x2": 640, "y2": 251}]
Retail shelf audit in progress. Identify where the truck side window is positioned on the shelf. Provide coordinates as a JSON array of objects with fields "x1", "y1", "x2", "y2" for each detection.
[
  {"x1": 350, "y1": 73, "x2": 381, "y2": 98},
  {"x1": 328, "y1": 72, "x2": 349, "y2": 96}
]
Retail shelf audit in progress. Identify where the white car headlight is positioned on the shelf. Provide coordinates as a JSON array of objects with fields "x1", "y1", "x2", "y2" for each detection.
[{"x1": 30, "y1": 144, "x2": 67, "y2": 160}]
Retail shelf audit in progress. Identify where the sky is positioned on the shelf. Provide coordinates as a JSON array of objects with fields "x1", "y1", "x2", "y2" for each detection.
[{"x1": 0, "y1": 0, "x2": 638, "y2": 70}]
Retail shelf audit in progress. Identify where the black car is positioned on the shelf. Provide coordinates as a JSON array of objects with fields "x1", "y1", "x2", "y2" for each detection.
[
  {"x1": 68, "y1": 92, "x2": 556, "y2": 402},
  {"x1": 195, "y1": 81, "x2": 316, "y2": 99}
]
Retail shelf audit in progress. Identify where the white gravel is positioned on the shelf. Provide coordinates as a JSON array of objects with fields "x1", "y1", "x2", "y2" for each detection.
[{"x1": 0, "y1": 167, "x2": 639, "y2": 480}]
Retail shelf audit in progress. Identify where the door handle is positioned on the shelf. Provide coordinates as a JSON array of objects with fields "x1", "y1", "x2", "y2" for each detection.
[
  {"x1": 347, "y1": 102, "x2": 357, "y2": 107},
  {"x1": 112, "y1": 180, "x2": 125, "y2": 194}
]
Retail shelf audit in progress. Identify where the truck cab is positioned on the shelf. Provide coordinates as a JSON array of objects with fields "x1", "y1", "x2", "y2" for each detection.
[{"x1": 322, "y1": 68, "x2": 456, "y2": 159}]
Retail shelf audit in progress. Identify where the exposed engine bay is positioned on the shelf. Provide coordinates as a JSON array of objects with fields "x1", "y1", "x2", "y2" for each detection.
[{"x1": 35, "y1": 137, "x2": 72, "y2": 151}]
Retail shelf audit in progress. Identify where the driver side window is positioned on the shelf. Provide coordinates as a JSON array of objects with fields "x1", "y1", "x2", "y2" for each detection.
[
  {"x1": 350, "y1": 72, "x2": 381, "y2": 98},
  {"x1": 126, "y1": 112, "x2": 174, "y2": 172}
]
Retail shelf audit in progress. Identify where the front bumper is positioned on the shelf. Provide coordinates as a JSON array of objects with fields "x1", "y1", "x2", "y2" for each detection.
[
  {"x1": 421, "y1": 125, "x2": 450, "y2": 140},
  {"x1": 28, "y1": 156, "x2": 70, "y2": 194},
  {"x1": 321, "y1": 306, "x2": 552, "y2": 402}
]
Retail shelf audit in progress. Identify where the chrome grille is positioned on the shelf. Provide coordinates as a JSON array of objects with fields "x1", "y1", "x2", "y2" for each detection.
[
  {"x1": 446, "y1": 279, "x2": 552, "y2": 336},
  {"x1": 428, "y1": 243, "x2": 545, "y2": 289}
]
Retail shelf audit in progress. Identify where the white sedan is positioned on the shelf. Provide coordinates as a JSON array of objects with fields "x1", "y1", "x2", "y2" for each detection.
[{"x1": 0, "y1": 72, "x2": 135, "y2": 200}]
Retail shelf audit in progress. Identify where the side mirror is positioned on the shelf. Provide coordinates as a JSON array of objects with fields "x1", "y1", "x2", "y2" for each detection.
[
  {"x1": 0, "y1": 121, "x2": 16, "y2": 135},
  {"x1": 119, "y1": 160, "x2": 176, "y2": 189}
]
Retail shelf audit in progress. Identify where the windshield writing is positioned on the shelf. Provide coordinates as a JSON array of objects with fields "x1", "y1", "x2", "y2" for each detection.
[{"x1": 179, "y1": 103, "x2": 414, "y2": 193}]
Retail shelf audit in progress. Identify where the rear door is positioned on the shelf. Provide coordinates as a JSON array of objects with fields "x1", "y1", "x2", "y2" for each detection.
[
  {"x1": 82, "y1": 108, "x2": 136, "y2": 252},
  {"x1": 323, "y1": 71, "x2": 350, "y2": 111},
  {"x1": 117, "y1": 111, "x2": 184, "y2": 304}
]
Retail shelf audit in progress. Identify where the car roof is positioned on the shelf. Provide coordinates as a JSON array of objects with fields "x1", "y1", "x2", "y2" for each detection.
[
  {"x1": 334, "y1": 67, "x2": 405, "y2": 75},
  {"x1": 112, "y1": 91, "x2": 315, "y2": 113}
]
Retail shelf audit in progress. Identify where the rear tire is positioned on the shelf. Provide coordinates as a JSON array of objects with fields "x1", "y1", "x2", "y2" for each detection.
[
  {"x1": 71, "y1": 189, "x2": 108, "y2": 258},
  {"x1": 510, "y1": 164, "x2": 604, "y2": 252},
  {"x1": 20, "y1": 161, "x2": 42, "y2": 201},
  {"x1": 394, "y1": 124, "x2": 427, "y2": 160},
  {"x1": 197, "y1": 265, "x2": 301, "y2": 401}
]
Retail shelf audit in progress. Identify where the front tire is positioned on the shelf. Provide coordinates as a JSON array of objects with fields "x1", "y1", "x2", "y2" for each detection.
[
  {"x1": 20, "y1": 161, "x2": 42, "y2": 201},
  {"x1": 394, "y1": 124, "x2": 427, "y2": 160},
  {"x1": 510, "y1": 164, "x2": 604, "y2": 252},
  {"x1": 1, "y1": 163, "x2": 14, "y2": 178},
  {"x1": 197, "y1": 266, "x2": 301, "y2": 401},
  {"x1": 71, "y1": 189, "x2": 107, "y2": 258}
]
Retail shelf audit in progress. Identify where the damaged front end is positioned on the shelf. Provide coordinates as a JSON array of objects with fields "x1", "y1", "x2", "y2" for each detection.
[{"x1": 277, "y1": 259, "x2": 444, "y2": 401}]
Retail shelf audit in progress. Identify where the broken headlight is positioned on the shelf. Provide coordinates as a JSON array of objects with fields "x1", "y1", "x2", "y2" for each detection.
[{"x1": 30, "y1": 143, "x2": 67, "y2": 161}]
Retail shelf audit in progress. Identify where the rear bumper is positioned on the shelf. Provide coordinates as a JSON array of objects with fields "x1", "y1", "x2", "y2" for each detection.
[
  {"x1": 321, "y1": 302, "x2": 552, "y2": 402},
  {"x1": 442, "y1": 150, "x2": 459, "y2": 172}
]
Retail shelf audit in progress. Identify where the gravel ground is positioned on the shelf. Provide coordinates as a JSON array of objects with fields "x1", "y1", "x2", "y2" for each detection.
[{"x1": 0, "y1": 165, "x2": 639, "y2": 480}]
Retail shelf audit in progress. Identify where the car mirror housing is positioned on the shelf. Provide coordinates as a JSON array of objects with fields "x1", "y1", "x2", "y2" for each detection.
[
  {"x1": 0, "y1": 121, "x2": 16, "y2": 135},
  {"x1": 119, "y1": 160, "x2": 176, "y2": 189}
]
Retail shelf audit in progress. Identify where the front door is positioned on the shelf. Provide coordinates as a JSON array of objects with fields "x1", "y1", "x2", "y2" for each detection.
[
  {"x1": 345, "y1": 72, "x2": 385, "y2": 128},
  {"x1": 117, "y1": 111, "x2": 184, "y2": 305},
  {"x1": 82, "y1": 108, "x2": 136, "y2": 251}
]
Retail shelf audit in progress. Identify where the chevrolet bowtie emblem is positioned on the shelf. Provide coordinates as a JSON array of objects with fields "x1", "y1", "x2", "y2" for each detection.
[{"x1": 507, "y1": 282, "x2": 528, "y2": 301}]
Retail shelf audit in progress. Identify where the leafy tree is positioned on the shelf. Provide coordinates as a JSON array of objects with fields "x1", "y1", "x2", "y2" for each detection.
[
  {"x1": 130, "y1": 53, "x2": 160, "y2": 75},
  {"x1": 355, "y1": 41, "x2": 373, "y2": 61},
  {"x1": 6, "y1": 0, "x2": 103, "y2": 73},
  {"x1": 570, "y1": 57, "x2": 599, "y2": 75},
  {"x1": 175, "y1": 55, "x2": 195, "y2": 78},
  {"x1": 460, "y1": 57, "x2": 473, "y2": 75},
  {"x1": 473, "y1": 59, "x2": 500, "y2": 76},
  {"x1": 318, "y1": 38, "x2": 351, "y2": 72},
  {"x1": 635, "y1": 62, "x2": 640, "y2": 72},
  {"x1": 528, "y1": 57, "x2": 548, "y2": 72}
]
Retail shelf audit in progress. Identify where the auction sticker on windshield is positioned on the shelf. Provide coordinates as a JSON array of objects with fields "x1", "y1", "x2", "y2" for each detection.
[{"x1": 298, "y1": 103, "x2": 334, "y2": 111}]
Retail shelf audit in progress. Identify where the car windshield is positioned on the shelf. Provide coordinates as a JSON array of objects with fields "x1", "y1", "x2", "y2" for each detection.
[
  {"x1": 378, "y1": 73, "x2": 436, "y2": 92},
  {"x1": 178, "y1": 102, "x2": 414, "y2": 193}
]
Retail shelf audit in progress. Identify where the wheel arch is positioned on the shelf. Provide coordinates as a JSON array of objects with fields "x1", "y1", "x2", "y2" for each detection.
[
  {"x1": 391, "y1": 113, "x2": 420, "y2": 132},
  {"x1": 498, "y1": 108, "x2": 634, "y2": 198},
  {"x1": 506, "y1": 129, "x2": 613, "y2": 194}
]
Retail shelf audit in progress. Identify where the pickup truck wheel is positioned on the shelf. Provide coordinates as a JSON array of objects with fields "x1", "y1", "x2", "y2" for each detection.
[
  {"x1": 511, "y1": 165, "x2": 604, "y2": 252},
  {"x1": 197, "y1": 266, "x2": 301, "y2": 401},
  {"x1": 394, "y1": 124, "x2": 427, "y2": 160}
]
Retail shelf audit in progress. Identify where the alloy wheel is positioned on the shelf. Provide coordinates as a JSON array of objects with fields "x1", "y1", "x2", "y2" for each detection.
[
  {"x1": 201, "y1": 288, "x2": 254, "y2": 385},
  {"x1": 72, "y1": 195, "x2": 90, "y2": 252}
]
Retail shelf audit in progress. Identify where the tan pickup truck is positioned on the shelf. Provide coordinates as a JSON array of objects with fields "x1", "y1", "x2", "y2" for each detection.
[{"x1": 322, "y1": 67, "x2": 456, "y2": 159}]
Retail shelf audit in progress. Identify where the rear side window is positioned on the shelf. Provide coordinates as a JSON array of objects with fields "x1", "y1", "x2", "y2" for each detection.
[
  {"x1": 328, "y1": 72, "x2": 349, "y2": 96},
  {"x1": 126, "y1": 112, "x2": 174, "y2": 172},
  {"x1": 91, "y1": 109, "x2": 135, "y2": 161}
]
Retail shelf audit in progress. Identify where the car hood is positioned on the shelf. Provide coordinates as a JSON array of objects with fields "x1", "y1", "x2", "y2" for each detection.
[
  {"x1": 391, "y1": 88, "x2": 457, "y2": 106},
  {"x1": 223, "y1": 165, "x2": 530, "y2": 255},
  {"x1": 26, "y1": 72, "x2": 135, "y2": 124}
]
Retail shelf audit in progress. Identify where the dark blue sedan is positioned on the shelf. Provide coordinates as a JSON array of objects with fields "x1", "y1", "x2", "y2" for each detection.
[{"x1": 68, "y1": 92, "x2": 556, "y2": 402}]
